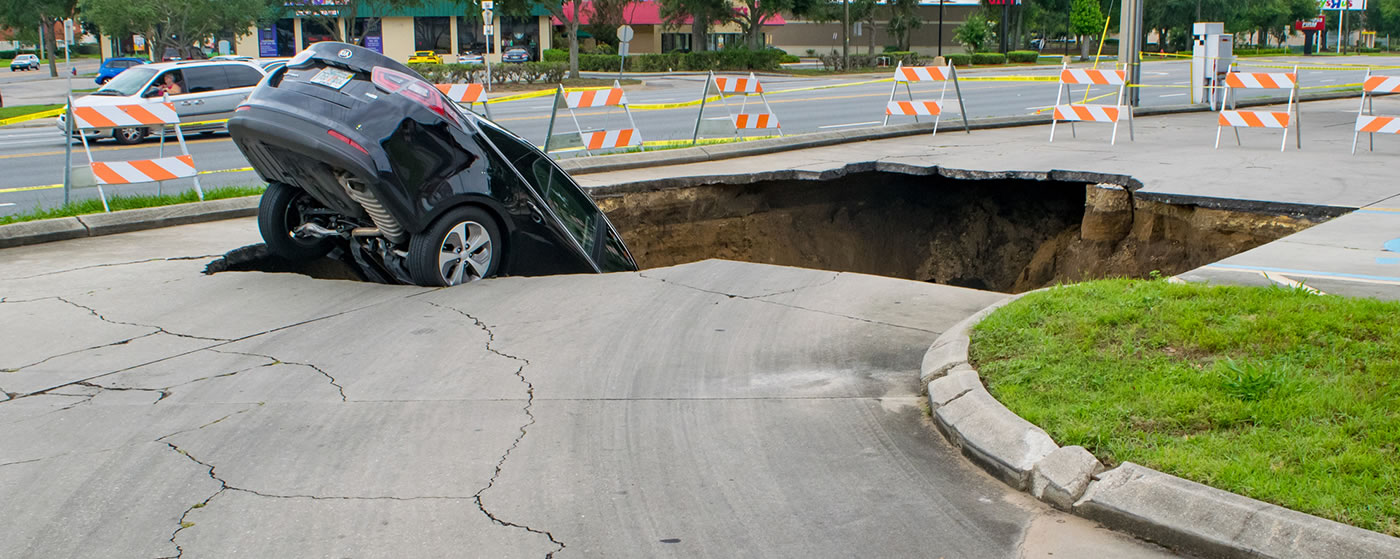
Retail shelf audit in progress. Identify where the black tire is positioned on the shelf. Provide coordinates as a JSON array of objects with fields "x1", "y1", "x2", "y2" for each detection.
[
  {"x1": 111, "y1": 127, "x2": 145, "y2": 145},
  {"x1": 258, "y1": 181, "x2": 336, "y2": 262},
  {"x1": 408, "y1": 206, "x2": 502, "y2": 287}
]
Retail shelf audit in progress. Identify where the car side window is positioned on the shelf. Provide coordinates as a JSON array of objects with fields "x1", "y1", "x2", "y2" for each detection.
[
  {"x1": 224, "y1": 65, "x2": 264, "y2": 88},
  {"x1": 183, "y1": 66, "x2": 229, "y2": 93},
  {"x1": 600, "y1": 230, "x2": 632, "y2": 272},
  {"x1": 529, "y1": 157, "x2": 598, "y2": 255}
]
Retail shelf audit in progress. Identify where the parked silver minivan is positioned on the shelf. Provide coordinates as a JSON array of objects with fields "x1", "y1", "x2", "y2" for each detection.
[{"x1": 58, "y1": 59, "x2": 267, "y2": 144}]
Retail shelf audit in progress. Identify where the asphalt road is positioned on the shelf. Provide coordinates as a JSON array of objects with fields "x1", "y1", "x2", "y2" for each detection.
[
  {"x1": 0, "y1": 220, "x2": 1180, "y2": 557},
  {"x1": 1, "y1": 55, "x2": 1393, "y2": 216}
]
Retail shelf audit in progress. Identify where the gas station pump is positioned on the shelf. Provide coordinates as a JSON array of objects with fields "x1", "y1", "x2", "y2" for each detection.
[{"x1": 1192, "y1": 22, "x2": 1233, "y2": 109}]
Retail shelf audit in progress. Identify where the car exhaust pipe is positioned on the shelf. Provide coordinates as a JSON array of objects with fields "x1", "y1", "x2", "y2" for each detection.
[
  {"x1": 336, "y1": 172, "x2": 406, "y2": 245},
  {"x1": 351, "y1": 227, "x2": 381, "y2": 237},
  {"x1": 294, "y1": 223, "x2": 342, "y2": 239}
]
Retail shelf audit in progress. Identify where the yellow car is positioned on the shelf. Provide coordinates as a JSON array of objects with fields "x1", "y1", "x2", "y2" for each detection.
[{"x1": 407, "y1": 51, "x2": 442, "y2": 64}]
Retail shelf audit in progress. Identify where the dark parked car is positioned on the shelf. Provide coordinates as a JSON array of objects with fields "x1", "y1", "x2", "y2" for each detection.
[
  {"x1": 227, "y1": 42, "x2": 637, "y2": 287},
  {"x1": 502, "y1": 48, "x2": 531, "y2": 63},
  {"x1": 94, "y1": 57, "x2": 147, "y2": 84}
]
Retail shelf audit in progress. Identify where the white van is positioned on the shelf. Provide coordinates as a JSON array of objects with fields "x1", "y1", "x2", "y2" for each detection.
[{"x1": 58, "y1": 59, "x2": 267, "y2": 144}]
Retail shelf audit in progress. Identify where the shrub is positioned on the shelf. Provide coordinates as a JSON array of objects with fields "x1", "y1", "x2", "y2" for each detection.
[
  {"x1": 0, "y1": 49, "x2": 15, "y2": 59},
  {"x1": 1007, "y1": 50, "x2": 1039, "y2": 63},
  {"x1": 590, "y1": 42, "x2": 616, "y2": 55},
  {"x1": 542, "y1": 48, "x2": 567, "y2": 62},
  {"x1": 945, "y1": 53, "x2": 972, "y2": 67},
  {"x1": 971, "y1": 52, "x2": 1006, "y2": 65},
  {"x1": 76, "y1": 44, "x2": 99, "y2": 55}
]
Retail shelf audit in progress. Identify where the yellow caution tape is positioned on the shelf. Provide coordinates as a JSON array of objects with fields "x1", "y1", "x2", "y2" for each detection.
[
  {"x1": 0, "y1": 108, "x2": 65, "y2": 127},
  {"x1": 960, "y1": 76, "x2": 1061, "y2": 82}
]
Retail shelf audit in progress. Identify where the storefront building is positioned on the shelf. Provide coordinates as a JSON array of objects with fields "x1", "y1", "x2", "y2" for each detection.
[{"x1": 232, "y1": 1, "x2": 554, "y2": 63}]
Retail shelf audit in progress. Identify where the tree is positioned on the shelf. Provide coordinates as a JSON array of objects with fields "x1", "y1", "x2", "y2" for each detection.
[
  {"x1": 530, "y1": 0, "x2": 592, "y2": 78},
  {"x1": 659, "y1": 0, "x2": 731, "y2": 52},
  {"x1": 80, "y1": 0, "x2": 267, "y2": 60},
  {"x1": 1369, "y1": 0, "x2": 1400, "y2": 38},
  {"x1": 956, "y1": 10, "x2": 989, "y2": 54},
  {"x1": 0, "y1": 0, "x2": 77, "y2": 77},
  {"x1": 733, "y1": 0, "x2": 792, "y2": 49},
  {"x1": 585, "y1": 0, "x2": 632, "y2": 45},
  {"x1": 885, "y1": 0, "x2": 920, "y2": 52},
  {"x1": 1069, "y1": 0, "x2": 1104, "y2": 59},
  {"x1": 271, "y1": 0, "x2": 424, "y2": 46}
]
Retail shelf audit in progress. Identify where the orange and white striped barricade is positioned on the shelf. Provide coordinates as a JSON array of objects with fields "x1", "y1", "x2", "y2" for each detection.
[
  {"x1": 72, "y1": 98, "x2": 203, "y2": 212},
  {"x1": 1215, "y1": 67, "x2": 1299, "y2": 152},
  {"x1": 543, "y1": 80, "x2": 642, "y2": 155},
  {"x1": 882, "y1": 61, "x2": 969, "y2": 136},
  {"x1": 1049, "y1": 62, "x2": 1133, "y2": 145},
  {"x1": 690, "y1": 71, "x2": 783, "y2": 144},
  {"x1": 436, "y1": 83, "x2": 492, "y2": 117},
  {"x1": 1352, "y1": 71, "x2": 1400, "y2": 154}
]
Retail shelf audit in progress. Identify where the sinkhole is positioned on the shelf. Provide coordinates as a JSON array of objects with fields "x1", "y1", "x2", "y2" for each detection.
[{"x1": 208, "y1": 168, "x2": 1331, "y2": 293}]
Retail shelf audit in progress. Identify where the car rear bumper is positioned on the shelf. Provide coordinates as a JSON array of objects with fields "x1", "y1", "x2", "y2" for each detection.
[{"x1": 228, "y1": 104, "x2": 385, "y2": 220}]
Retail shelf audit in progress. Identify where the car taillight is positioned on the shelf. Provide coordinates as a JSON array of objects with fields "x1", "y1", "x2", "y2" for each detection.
[
  {"x1": 370, "y1": 66, "x2": 458, "y2": 124},
  {"x1": 327, "y1": 129, "x2": 370, "y2": 155}
]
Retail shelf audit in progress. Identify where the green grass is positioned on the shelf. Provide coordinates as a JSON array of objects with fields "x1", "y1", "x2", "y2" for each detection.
[
  {"x1": 0, "y1": 104, "x2": 63, "y2": 121},
  {"x1": 969, "y1": 278, "x2": 1400, "y2": 536},
  {"x1": 0, "y1": 185, "x2": 265, "y2": 225}
]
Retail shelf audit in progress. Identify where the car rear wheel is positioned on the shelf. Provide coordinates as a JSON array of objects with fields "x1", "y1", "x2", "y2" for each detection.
[
  {"x1": 112, "y1": 127, "x2": 145, "y2": 145},
  {"x1": 408, "y1": 206, "x2": 502, "y2": 287},
  {"x1": 259, "y1": 181, "x2": 336, "y2": 261}
]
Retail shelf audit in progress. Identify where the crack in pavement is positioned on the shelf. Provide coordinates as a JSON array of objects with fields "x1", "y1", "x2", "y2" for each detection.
[
  {"x1": 638, "y1": 272, "x2": 937, "y2": 334},
  {"x1": 209, "y1": 349, "x2": 348, "y2": 402},
  {"x1": 6, "y1": 253, "x2": 224, "y2": 282},
  {"x1": 3, "y1": 294, "x2": 419, "y2": 405},
  {"x1": 56, "y1": 296, "x2": 230, "y2": 343},
  {"x1": 424, "y1": 301, "x2": 566, "y2": 558},
  {"x1": 2, "y1": 328, "x2": 163, "y2": 375},
  {"x1": 73, "y1": 380, "x2": 170, "y2": 404}
]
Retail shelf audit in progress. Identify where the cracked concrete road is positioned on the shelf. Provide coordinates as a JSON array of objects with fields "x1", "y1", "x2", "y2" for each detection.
[{"x1": 0, "y1": 218, "x2": 1180, "y2": 558}]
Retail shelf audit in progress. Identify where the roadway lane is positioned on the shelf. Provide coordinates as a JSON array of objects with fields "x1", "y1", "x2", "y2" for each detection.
[
  {"x1": 2, "y1": 55, "x2": 1392, "y2": 216},
  {"x1": 0, "y1": 221, "x2": 1180, "y2": 557}
]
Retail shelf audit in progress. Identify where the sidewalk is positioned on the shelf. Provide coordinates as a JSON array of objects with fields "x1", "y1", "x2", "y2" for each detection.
[{"x1": 573, "y1": 97, "x2": 1400, "y2": 300}]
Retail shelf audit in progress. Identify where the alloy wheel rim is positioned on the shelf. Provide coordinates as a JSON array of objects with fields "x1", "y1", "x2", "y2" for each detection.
[{"x1": 437, "y1": 221, "x2": 491, "y2": 286}]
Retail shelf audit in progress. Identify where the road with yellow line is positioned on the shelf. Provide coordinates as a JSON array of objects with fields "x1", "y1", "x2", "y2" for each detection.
[{"x1": 2, "y1": 56, "x2": 1390, "y2": 216}]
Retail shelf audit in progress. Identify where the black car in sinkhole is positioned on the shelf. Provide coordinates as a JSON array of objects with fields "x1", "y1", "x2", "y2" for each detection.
[{"x1": 227, "y1": 42, "x2": 637, "y2": 286}]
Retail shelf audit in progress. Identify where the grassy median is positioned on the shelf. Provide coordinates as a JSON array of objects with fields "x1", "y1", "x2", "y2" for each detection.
[
  {"x1": 0, "y1": 185, "x2": 265, "y2": 226},
  {"x1": 0, "y1": 104, "x2": 63, "y2": 122},
  {"x1": 969, "y1": 278, "x2": 1400, "y2": 536}
]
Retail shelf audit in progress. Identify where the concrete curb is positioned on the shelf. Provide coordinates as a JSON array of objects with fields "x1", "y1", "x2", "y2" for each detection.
[
  {"x1": 925, "y1": 295, "x2": 1400, "y2": 559},
  {"x1": 0, "y1": 196, "x2": 257, "y2": 249}
]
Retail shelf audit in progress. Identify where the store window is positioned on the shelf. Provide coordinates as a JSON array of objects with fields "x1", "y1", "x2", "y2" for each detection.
[
  {"x1": 301, "y1": 18, "x2": 340, "y2": 49},
  {"x1": 352, "y1": 17, "x2": 383, "y2": 53},
  {"x1": 706, "y1": 33, "x2": 747, "y2": 51},
  {"x1": 456, "y1": 16, "x2": 487, "y2": 55},
  {"x1": 415, "y1": 16, "x2": 451, "y2": 53},
  {"x1": 499, "y1": 16, "x2": 539, "y2": 58},
  {"x1": 661, "y1": 33, "x2": 691, "y2": 53}
]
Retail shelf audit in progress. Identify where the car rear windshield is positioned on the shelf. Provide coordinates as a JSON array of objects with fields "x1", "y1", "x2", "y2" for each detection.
[{"x1": 94, "y1": 67, "x2": 158, "y2": 96}]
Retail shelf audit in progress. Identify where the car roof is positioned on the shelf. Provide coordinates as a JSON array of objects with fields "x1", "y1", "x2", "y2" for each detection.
[
  {"x1": 141, "y1": 59, "x2": 266, "y2": 72},
  {"x1": 105, "y1": 57, "x2": 147, "y2": 63}
]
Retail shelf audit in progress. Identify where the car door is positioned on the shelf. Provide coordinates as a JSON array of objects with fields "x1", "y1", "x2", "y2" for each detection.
[
  {"x1": 160, "y1": 66, "x2": 227, "y2": 124},
  {"x1": 214, "y1": 64, "x2": 266, "y2": 120}
]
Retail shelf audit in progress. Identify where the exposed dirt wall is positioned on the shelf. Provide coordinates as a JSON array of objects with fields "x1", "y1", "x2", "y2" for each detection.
[{"x1": 598, "y1": 174, "x2": 1324, "y2": 294}]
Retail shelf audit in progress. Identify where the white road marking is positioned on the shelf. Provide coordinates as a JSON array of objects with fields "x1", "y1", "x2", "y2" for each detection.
[
  {"x1": 1321, "y1": 79, "x2": 1335, "y2": 83},
  {"x1": 1025, "y1": 105, "x2": 1054, "y2": 111},
  {"x1": 0, "y1": 203, "x2": 15, "y2": 207},
  {"x1": 818, "y1": 121, "x2": 880, "y2": 129},
  {"x1": 1159, "y1": 93, "x2": 1187, "y2": 98}
]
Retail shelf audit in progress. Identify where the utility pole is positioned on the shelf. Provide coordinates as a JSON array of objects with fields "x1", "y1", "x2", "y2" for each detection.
[
  {"x1": 1001, "y1": 2, "x2": 1010, "y2": 53},
  {"x1": 842, "y1": 0, "x2": 849, "y2": 70}
]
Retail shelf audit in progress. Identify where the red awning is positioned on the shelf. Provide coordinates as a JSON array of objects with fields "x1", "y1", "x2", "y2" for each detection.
[{"x1": 550, "y1": 1, "x2": 785, "y2": 26}]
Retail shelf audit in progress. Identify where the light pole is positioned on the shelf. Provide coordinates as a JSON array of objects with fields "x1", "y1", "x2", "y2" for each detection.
[{"x1": 938, "y1": 0, "x2": 945, "y2": 58}]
